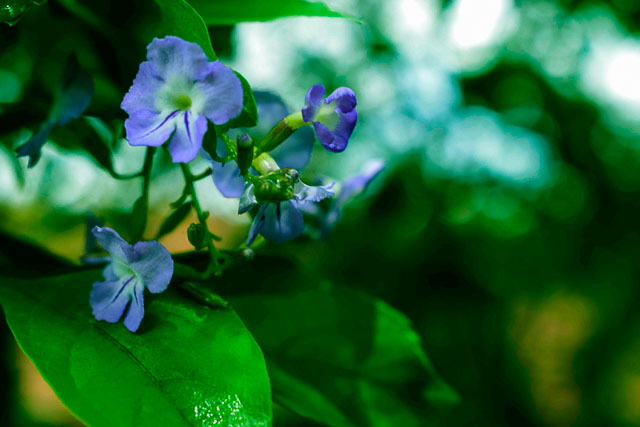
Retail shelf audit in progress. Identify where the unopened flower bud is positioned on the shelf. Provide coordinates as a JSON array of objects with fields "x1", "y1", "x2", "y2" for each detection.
[
  {"x1": 187, "y1": 223, "x2": 205, "y2": 250},
  {"x1": 236, "y1": 134, "x2": 253, "y2": 175}
]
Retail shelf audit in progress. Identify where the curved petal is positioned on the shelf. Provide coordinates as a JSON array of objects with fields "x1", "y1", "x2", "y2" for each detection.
[
  {"x1": 293, "y1": 181, "x2": 335, "y2": 203},
  {"x1": 194, "y1": 61, "x2": 243, "y2": 124},
  {"x1": 213, "y1": 161, "x2": 245, "y2": 198},
  {"x1": 92, "y1": 227, "x2": 134, "y2": 263},
  {"x1": 130, "y1": 241, "x2": 173, "y2": 294},
  {"x1": 331, "y1": 109, "x2": 357, "y2": 149},
  {"x1": 168, "y1": 111, "x2": 207, "y2": 163},
  {"x1": 125, "y1": 109, "x2": 178, "y2": 147},
  {"x1": 123, "y1": 282, "x2": 145, "y2": 332},
  {"x1": 239, "y1": 183, "x2": 258, "y2": 213},
  {"x1": 90, "y1": 277, "x2": 135, "y2": 323},
  {"x1": 121, "y1": 62, "x2": 165, "y2": 114},
  {"x1": 261, "y1": 201, "x2": 304, "y2": 243},
  {"x1": 302, "y1": 84, "x2": 325, "y2": 122},
  {"x1": 312, "y1": 121, "x2": 338, "y2": 151},
  {"x1": 247, "y1": 204, "x2": 267, "y2": 246},
  {"x1": 146, "y1": 36, "x2": 211, "y2": 81},
  {"x1": 252, "y1": 91, "x2": 289, "y2": 135},
  {"x1": 324, "y1": 87, "x2": 357, "y2": 113}
]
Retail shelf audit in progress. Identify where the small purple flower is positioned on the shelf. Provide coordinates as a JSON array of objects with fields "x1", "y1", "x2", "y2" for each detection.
[
  {"x1": 302, "y1": 84, "x2": 357, "y2": 153},
  {"x1": 208, "y1": 91, "x2": 315, "y2": 198},
  {"x1": 90, "y1": 227, "x2": 173, "y2": 332},
  {"x1": 122, "y1": 36, "x2": 243, "y2": 163},
  {"x1": 239, "y1": 180, "x2": 334, "y2": 245}
]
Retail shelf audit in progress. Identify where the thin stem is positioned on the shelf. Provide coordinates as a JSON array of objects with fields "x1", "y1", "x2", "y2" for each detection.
[
  {"x1": 141, "y1": 147, "x2": 155, "y2": 199},
  {"x1": 192, "y1": 167, "x2": 213, "y2": 181},
  {"x1": 180, "y1": 163, "x2": 222, "y2": 277}
]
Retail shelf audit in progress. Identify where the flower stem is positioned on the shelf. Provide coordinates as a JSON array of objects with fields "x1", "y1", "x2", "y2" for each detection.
[{"x1": 179, "y1": 163, "x2": 222, "y2": 277}]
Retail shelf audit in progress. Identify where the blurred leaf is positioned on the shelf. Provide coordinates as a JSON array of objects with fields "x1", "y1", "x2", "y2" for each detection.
[
  {"x1": 217, "y1": 72, "x2": 258, "y2": 132},
  {"x1": 156, "y1": 201, "x2": 192, "y2": 239},
  {"x1": 231, "y1": 286, "x2": 459, "y2": 426},
  {"x1": 152, "y1": 0, "x2": 216, "y2": 60},
  {"x1": 187, "y1": 0, "x2": 350, "y2": 24},
  {"x1": 14, "y1": 54, "x2": 93, "y2": 167},
  {"x1": 0, "y1": 270, "x2": 272, "y2": 426},
  {"x1": 0, "y1": 0, "x2": 46, "y2": 26}
]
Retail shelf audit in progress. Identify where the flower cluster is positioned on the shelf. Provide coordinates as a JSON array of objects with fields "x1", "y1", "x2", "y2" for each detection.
[{"x1": 89, "y1": 36, "x2": 381, "y2": 333}]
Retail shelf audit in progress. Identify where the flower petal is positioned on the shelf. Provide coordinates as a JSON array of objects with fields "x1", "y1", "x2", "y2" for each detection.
[
  {"x1": 125, "y1": 109, "x2": 178, "y2": 147},
  {"x1": 247, "y1": 204, "x2": 267, "y2": 246},
  {"x1": 121, "y1": 62, "x2": 165, "y2": 114},
  {"x1": 123, "y1": 282, "x2": 145, "y2": 332},
  {"x1": 293, "y1": 181, "x2": 335, "y2": 203},
  {"x1": 130, "y1": 241, "x2": 173, "y2": 294},
  {"x1": 194, "y1": 61, "x2": 243, "y2": 124},
  {"x1": 146, "y1": 36, "x2": 211, "y2": 81},
  {"x1": 260, "y1": 201, "x2": 304, "y2": 243},
  {"x1": 330, "y1": 109, "x2": 357, "y2": 151},
  {"x1": 90, "y1": 277, "x2": 134, "y2": 323},
  {"x1": 168, "y1": 111, "x2": 207, "y2": 163},
  {"x1": 208, "y1": 141, "x2": 245, "y2": 197},
  {"x1": 338, "y1": 159, "x2": 385, "y2": 204},
  {"x1": 312, "y1": 121, "x2": 337, "y2": 151},
  {"x1": 92, "y1": 227, "x2": 134, "y2": 263},
  {"x1": 324, "y1": 87, "x2": 357, "y2": 113},
  {"x1": 302, "y1": 84, "x2": 325, "y2": 122}
]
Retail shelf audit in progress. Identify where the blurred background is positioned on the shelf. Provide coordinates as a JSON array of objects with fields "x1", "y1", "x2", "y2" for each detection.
[{"x1": 3, "y1": 0, "x2": 640, "y2": 425}]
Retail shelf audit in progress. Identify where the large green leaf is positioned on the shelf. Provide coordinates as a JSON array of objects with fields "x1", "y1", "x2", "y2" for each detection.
[
  {"x1": 187, "y1": 0, "x2": 349, "y2": 25},
  {"x1": 0, "y1": 270, "x2": 272, "y2": 426},
  {"x1": 150, "y1": 0, "x2": 216, "y2": 59},
  {"x1": 231, "y1": 286, "x2": 459, "y2": 427}
]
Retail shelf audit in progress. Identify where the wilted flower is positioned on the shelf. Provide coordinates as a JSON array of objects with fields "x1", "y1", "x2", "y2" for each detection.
[
  {"x1": 302, "y1": 84, "x2": 357, "y2": 153},
  {"x1": 121, "y1": 36, "x2": 243, "y2": 163},
  {"x1": 90, "y1": 227, "x2": 173, "y2": 332},
  {"x1": 239, "y1": 175, "x2": 334, "y2": 245}
]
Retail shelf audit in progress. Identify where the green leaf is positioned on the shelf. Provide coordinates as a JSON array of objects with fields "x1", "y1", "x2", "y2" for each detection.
[
  {"x1": 151, "y1": 0, "x2": 216, "y2": 60},
  {"x1": 187, "y1": 0, "x2": 350, "y2": 25},
  {"x1": 50, "y1": 116, "x2": 115, "y2": 173},
  {"x1": 217, "y1": 72, "x2": 258, "y2": 132},
  {"x1": 0, "y1": 0, "x2": 46, "y2": 26},
  {"x1": 231, "y1": 286, "x2": 459, "y2": 426},
  {"x1": 0, "y1": 270, "x2": 272, "y2": 426},
  {"x1": 156, "y1": 201, "x2": 192, "y2": 239}
]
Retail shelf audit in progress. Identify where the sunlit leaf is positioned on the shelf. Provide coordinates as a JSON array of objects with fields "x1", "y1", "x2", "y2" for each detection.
[{"x1": 0, "y1": 270, "x2": 272, "y2": 426}]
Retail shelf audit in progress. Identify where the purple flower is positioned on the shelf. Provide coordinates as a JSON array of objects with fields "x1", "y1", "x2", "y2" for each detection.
[
  {"x1": 121, "y1": 36, "x2": 243, "y2": 163},
  {"x1": 90, "y1": 227, "x2": 173, "y2": 332},
  {"x1": 302, "y1": 84, "x2": 357, "y2": 153},
  {"x1": 209, "y1": 91, "x2": 315, "y2": 198},
  {"x1": 239, "y1": 180, "x2": 334, "y2": 245}
]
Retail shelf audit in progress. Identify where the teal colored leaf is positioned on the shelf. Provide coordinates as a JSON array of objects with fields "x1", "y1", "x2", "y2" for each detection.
[
  {"x1": 0, "y1": 270, "x2": 272, "y2": 426},
  {"x1": 231, "y1": 287, "x2": 459, "y2": 426},
  {"x1": 156, "y1": 201, "x2": 192, "y2": 239},
  {"x1": 151, "y1": 0, "x2": 216, "y2": 60},
  {"x1": 187, "y1": 0, "x2": 351, "y2": 25},
  {"x1": 217, "y1": 72, "x2": 258, "y2": 132}
]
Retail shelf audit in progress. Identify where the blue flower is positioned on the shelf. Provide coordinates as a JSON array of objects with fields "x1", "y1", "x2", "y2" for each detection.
[
  {"x1": 90, "y1": 227, "x2": 173, "y2": 332},
  {"x1": 121, "y1": 36, "x2": 243, "y2": 163},
  {"x1": 207, "y1": 91, "x2": 315, "y2": 198},
  {"x1": 302, "y1": 84, "x2": 357, "y2": 153},
  {"x1": 239, "y1": 180, "x2": 334, "y2": 245}
]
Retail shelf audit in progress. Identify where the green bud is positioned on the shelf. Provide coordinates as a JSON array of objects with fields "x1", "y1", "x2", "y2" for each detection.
[
  {"x1": 253, "y1": 168, "x2": 300, "y2": 204},
  {"x1": 187, "y1": 223, "x2": 206, "y2": 250},
  {"x1": 236, "y1": 134, "x2": 254, "y2": 175}
]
